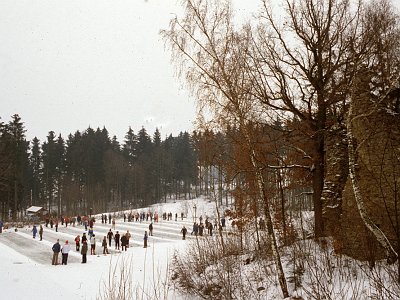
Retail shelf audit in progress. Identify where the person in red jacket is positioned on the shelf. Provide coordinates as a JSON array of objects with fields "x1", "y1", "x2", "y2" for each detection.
[{"x1": 75, "y1": 235, "x2": 80, "y2": 251}]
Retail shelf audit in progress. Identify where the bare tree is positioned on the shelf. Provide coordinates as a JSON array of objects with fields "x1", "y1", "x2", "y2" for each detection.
[
  {"x1": 162, "y1": 0, "x2": 289, "y2": 296},
  {"x1": 247, "y1": 0, "x2": 366, "y2": 238}
]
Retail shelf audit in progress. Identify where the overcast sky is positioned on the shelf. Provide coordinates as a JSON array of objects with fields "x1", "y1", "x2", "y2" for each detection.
[
  {"x1": 5, "y1": 1, "x2": 395, "y2": 143},
  {"x1": 0, "y1": 0, "x2": 259, "y2": 143}
]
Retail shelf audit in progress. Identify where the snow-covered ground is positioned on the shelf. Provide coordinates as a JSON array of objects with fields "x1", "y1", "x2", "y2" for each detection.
[
  {"x1": 2, "y1": 197, "x2": 399, "y2": 300},
  {"x1": 0, "y1": 197, "x2": 217, "y2": 300}
]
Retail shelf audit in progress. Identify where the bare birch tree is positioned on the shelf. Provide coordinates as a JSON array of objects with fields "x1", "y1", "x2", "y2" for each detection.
[{"x1": 162, "y1": 0, "x2": 290, "y2": 297}]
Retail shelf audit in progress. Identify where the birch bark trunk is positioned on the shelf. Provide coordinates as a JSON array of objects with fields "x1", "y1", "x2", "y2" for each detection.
[
  {"x1": 347, "y1": 104, "x2": 398, "y2": 264},
  {"x1": 248, "y1": 146, "x2": 289, "y2": 298}
]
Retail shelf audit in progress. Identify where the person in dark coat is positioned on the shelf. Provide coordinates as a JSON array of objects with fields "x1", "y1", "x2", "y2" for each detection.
[
  {"x1": 192, "y1": 222, "x2": 199, "y2": 236},
  {"x1": 143, "y1": 231, "x2": 148, "y2": 248},
  {"x1": 32, "y1": 225, "x2": 37, "y2": 239},
  {"x1": 181, "y1": 225, "x2": 187, "y2": 240},
  {"x1": 199, "y1": 223, "x2": 204, "y2": 236},
  {"x1": 81, "y1": 232, "x2": 87, "y2": 244},
  {"x1": 121, "y1": 234, "x2": 128, "y2": 251},
  {"x1": 81, "y1": 240, "x2": 88, "y2": 263},
  {"x1": 52, "y1": 239, "x2": 61, "y2": 265},
  {"x1": 114, "y1": 231, "x2": 120, "y2": 250},
  {"x1": 149, "y1": 223, "x2": 153, "y2": 236},
  {"x1": 107, "y1": 229, "x2": 114, "y2": 247},
  {"x1": 208, "y1": 222, "x2": 213, "y2": 236},
  {"x1": 39, "y1": 225, "x2": 43, "y2": 241},
  {"x1": 102, "y1": 236, "x2": 109, "y2": 255}
]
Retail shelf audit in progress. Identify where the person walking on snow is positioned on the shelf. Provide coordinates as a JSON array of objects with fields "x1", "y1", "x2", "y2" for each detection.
[
  {"x1": 143, "y1": 231, "x2": 148, "y2": 248},
  {"x1": 121, "y1": 234, "x2": 128, "y2": 251},
  {"x1": 114, "y1": 231, "x2": 121, "y2": 250},
  {"x1": 102, "y1": 236, "x2": 109, "y2": 255},
  {"x1": 81, "y1": 240, "x2": 88, "y2": 263},
  {"x1": 90, "y1": 234, "x2": 96, "y2": 255},
  {"x1": 88, "y1": 227, "x2": 94, "y2": 238},
  {"x1": 61, "y1": 240, "x2": 71, "y2": 265},
  {"x1": 149, "y1": 222, "x2": 153, "y2": 236},
  {"x1": 75, "y1": 235, "x2": 80, "y2": 251},
  {"x1": 181, "y1": 225, "x2": 187, "y2": 240},
  {"x1": 52, "y1": 239, "x2": 61, "y2": 265},
  {"x1": 81, "y1": 232, "x2": 87, "y2": 244},
  {"x1": 125, "y1": 230, "x2": 131, "y2": 248},
  {"x1": 107, "y1": 229, "x2": 114, "y2": 247},
  {"x1": 39, "y1": 225, "x2": 43, "y2": 241},
  {"x1": 32, "y1": 225, "x2": 37, "y2": 239}
]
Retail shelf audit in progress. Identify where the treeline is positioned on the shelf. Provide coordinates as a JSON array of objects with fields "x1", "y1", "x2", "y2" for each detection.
[{"x1": 0, "y1": 114, "x2": 203, "y2": 219}]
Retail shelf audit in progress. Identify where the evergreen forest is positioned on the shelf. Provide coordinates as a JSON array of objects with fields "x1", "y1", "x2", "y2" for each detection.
[{"x1": 0, "y1": 114, "x2": 206, "y2": 219}]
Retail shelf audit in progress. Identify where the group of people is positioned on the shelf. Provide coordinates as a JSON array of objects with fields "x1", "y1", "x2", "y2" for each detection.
[
  {"x1": 45, "y1": 210, "x2": 230, "y2": 266},
  {"x1": 189, "y1": 216, "x2": 226, "y2": 237},
  {"x1": 100, "y1": 213, "x2": 113, "y2": 224},
  {"x1": 125, "y1": 211, "x2": 158, "y2": 223},
  {"x1": 44, "y1": 215, "x2": 95, "y2": 233},
  {"x1": 51, "y1": 239, "x2": 71, "y2": 265},
  {"x1": 31, "y1": 224, "x2": 44, "y2": 240},
  {"x1": 122, "y1": 210, "x2": 186, "y2": 223},
  {"x1": 51, "y1": 227, "x2": 151, "y2": 265}
]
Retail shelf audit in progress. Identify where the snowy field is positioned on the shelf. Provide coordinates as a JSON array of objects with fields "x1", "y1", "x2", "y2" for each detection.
[
  {"x1": 3, "y1": 197, "x2": 399, "y2": 300},
  {"x1": 0, "y1": 197, "x2": 217, "y2": 300}
]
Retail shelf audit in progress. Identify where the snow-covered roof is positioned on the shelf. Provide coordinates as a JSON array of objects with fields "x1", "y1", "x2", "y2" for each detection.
[{"x1": 26, "y1": 206, "x2": 44, "y2": 213}]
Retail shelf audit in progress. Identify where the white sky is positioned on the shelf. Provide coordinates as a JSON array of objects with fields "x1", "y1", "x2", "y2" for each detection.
[
  {"x1": 1, "y1": 0, "x2": 399, "y2": 143},
  {"x1": 0, "y1": 0, "x2": 260, "y2": 143}
]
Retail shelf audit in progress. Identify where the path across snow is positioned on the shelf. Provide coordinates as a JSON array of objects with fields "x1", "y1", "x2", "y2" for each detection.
[
  {"x1": 0, "y1": 198, "x2": 220, "y2": 300},
  {"x1": 0, "y1": 216, "x2": 199, "y2": 265}
]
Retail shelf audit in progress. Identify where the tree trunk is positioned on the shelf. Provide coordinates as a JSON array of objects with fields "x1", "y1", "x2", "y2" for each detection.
[
  {"x1": 347, "y1": 104, "x2": 398, "y2": 264},
  {"x1": 313, "y1": 139, "x2": 325, "y2": 238},
  {"x1": 277, "y1": 171, "x2": 287, "y2": 244},
  {"x1": 250, "y1": 150, "x2": 289, "y2": 298}
]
